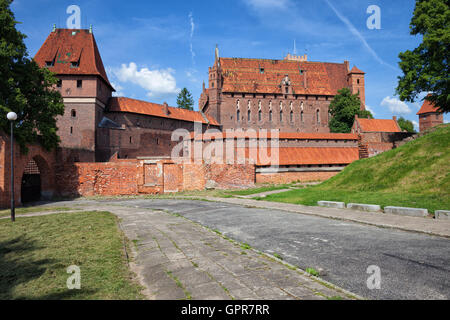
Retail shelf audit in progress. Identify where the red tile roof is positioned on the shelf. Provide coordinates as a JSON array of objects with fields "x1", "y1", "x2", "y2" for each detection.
[
  {"x1": 349, "y1": 66, "x2": 365, "y2": 74},
  {"x1": 108, "y1": 97, "x2": 219, "y2": 126},
  {"x1": 357, "y1": 118, "x2": 401, "y2": 132},
  {"x1": 34, "y1": 29, "x2": 113, "y2": 89},
  {"x1": 246, "y1": 147, "x2": 360, "y2": 166},
  {"x1": 219, "y1": 58, "x2": 355, "y2": 95},
  {"x1": 417, "y1": 99, "x2": 441, "y2": 115},
  {"x1": 189, "y1": 132, "x2": 358, "y2": 141}
]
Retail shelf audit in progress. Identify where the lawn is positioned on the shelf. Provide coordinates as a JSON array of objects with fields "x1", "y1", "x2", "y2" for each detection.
[
  {"x1": 0, "y1": 211, "x2": 144, "y2": 300},
  {"x1": 261, "y1": 187, "x2": 449, "y2": 214},
  {"x1": 225, "y1": 183, "x2": 296, "y2": 196},
  {"x1": 0, "y1": 206, "x2": 76, "y2": 218}
]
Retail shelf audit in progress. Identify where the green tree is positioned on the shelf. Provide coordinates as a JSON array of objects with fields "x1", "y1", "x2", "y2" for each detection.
[
  {"x1": 329, "y1": 88, "x2": 373, "y2": 133},
  {"x1": 0, "y1": 0, "x2": 64, "y2": 152},
  {"x1": 176, "y1": 88, "x2": 194, "y2": 111},
  {"x1": 397, "y1": 117, "x2": 416, "y2": 133},
  {"x1": 396, "y1": 0, "x2": 449, "y2": 113}
]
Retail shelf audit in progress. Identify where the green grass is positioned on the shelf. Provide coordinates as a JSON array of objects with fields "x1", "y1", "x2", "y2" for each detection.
[
  {"x1": 306, "y1": 268, "x2": 319, "y2": 277},
  {"x1": 0, "y1": 211, "x2": 144, "y2": 300},
  {"x1": 264, "y1": 125, "x2": 450, "y2": 213},
  {"x1": 0, "y1": 206, "x2": 76, "y2": 218},
  {"x1": 273, "y1": 253, "x2": 283, "y2": 260},
  {"x1": 225, "y1": 184, "x2": 295, "y2": 196}
]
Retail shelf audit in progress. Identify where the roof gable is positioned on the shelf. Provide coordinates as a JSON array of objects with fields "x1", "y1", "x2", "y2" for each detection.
[{"x1": 34, "y1": 29, "x2": 113, "y2": 90}]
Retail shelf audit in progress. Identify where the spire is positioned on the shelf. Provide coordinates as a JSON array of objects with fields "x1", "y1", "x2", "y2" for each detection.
[{"x1": 215, "y1": 44, "x2": 220, "y2": 67}]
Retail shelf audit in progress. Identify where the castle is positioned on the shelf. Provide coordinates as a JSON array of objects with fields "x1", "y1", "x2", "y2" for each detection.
[{"x1": 0, "y1": 28, "x2": 417, "y2": 207}]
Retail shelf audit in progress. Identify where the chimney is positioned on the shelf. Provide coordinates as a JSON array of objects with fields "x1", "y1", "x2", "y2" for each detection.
[
  {"x1": 163, "y1": 102, "x2": 169, "y2": 116},
  {"x1": 344, "y1": 60, "x2": 350, "y2": 72},
  {"x1": 393, "y1": 116, "x2": 397, "y2": 122}
]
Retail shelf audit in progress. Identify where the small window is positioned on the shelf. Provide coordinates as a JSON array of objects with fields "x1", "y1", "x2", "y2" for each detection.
[
  {"x1": 237, "y1": 109, "x2": 241, "y2": 122},
  {"x1": 71, "y1": 109, "x2": 76, "y2": 117},
  {"x1": 316, "y1": 110, "x2": 320, "y2": 124},
  {"x1": 77, "y1": 80, "x2": 82, "y2": 88},
  {"x1": 130, "y1": 136, "x2": 132, "y2": 144},
  {"x1": 258, "y1": 109, "x2": 262, "y2": 122},
  {"x1": 269, "y1": 110, "x2": 273, "y2": 122},
  {"x1": 260, "y1": 68, "x2": 265, "y2": 74},
  {"x1": 156, "y1": 138, "x2": 160, "y2": 145},
  {"x1": 57, "y1": 79, "x2": 62, "y2": 88},
  {"x1": 285, "y1": 87, "x2": 289, "y2": 94},
  {"x1": 46, "y1": 61, "x2": 54, "y2": 67},
  {"x1": 71, "y1": 61, "x2": 79, "y2": 68},
  {"x1": 280, "y1": 110, "x2": 283, "y2": 122},
  {"x1": 211, "y1": 82, "x2": 214, "y2": 88},
  {"x1": 301, "y1": 111, "x2": 304, "y2": 123},
  {"x1": 290, "y1": 110, "x2": 294, "y2": 122},
  {"x1": 248, "y1": 109, "x2": 251, "y2": 122},
  {"x1": 70, "y1": 127, "x2": 73, "y2": 134},
  {"x1": 357, "y1": 79, "x2": 360, "y2": 84}
]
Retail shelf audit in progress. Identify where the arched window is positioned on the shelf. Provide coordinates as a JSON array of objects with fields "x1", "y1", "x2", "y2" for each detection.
[
  {"x1": 236, "y1": 100, "x2": 241, "y2": 122},
  {"x1": 258, "y1": 101, "x2": 262, "y2": 122}
]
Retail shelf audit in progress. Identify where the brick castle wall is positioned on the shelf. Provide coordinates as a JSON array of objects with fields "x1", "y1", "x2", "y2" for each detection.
[{"x1": 256, "y1": 171, "x2": 339, "y2": 184}]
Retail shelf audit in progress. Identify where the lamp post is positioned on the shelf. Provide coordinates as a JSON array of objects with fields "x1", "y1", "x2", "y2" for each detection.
[{"x1": 7, "y1": 112, "x2": 17, "y2": 222}]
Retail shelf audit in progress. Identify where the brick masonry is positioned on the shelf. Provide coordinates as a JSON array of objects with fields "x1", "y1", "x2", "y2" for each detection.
[{"x1": 256, "y1": 171, "x2": 340, "y2": 184}]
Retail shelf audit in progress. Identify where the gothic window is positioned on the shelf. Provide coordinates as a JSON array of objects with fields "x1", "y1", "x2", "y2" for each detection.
[
  {"x1": 290, "y1": 110, "x2": 294, "y2": 123},
  {"x1": 236, "y1": 100, "x2": 241, "y2": 122}
]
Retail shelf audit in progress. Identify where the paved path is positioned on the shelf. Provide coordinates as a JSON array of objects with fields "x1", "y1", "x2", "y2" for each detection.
[
  {"x1": 99, "y1": 199, "x2": 450, "y2": 300},
  {"x1": 29, "y1": 201, "x2": 355, "y2": 300},
  {"x1": 203, "y1": 197, "x2": 450, "y2": 238},
  {"x1": 236, "y1": 189, "x2": 293, "y2": 199}
]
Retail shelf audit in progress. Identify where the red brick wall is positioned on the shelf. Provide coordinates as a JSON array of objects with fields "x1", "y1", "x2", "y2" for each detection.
[
  {"x1": 256, "y1": 171, "x2": 339, "y2": 184},
  {"x1": 56, "y1": 160, "x2": 138, "y2": 197},
  {"x1": 419, "y1": 113, "x2": 443, "y2": 132},
  {"x1": 205, "y1": 163, "x2": 255, "y2": 189}
]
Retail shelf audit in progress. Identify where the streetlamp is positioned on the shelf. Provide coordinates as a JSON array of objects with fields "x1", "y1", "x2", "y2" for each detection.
[{"x1": 7, "y1": 112, "x2": 17, "y2": 222}]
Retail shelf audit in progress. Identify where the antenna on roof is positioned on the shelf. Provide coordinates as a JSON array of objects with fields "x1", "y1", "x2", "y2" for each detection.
[{"x1": 89, "y1": 24, "x2": 93, "y2": 34}]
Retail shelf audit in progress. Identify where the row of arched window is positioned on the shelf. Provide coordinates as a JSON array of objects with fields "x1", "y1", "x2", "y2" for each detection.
[{"x1": 236, "y1": 100, "x2": 321, "y2": 124}]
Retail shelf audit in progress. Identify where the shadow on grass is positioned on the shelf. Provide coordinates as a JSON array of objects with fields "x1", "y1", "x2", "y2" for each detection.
[{"x1": 0, "y1": 236, "x2": 96, "y2": 300}]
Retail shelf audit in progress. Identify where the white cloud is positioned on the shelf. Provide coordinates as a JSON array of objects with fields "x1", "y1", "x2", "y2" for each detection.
[
  {"x1": 110, "y1": 82, "x2": 124, "y2": 97},
  {"x1": 445, "y1": 120, "x2": 449, "y2": 124},
  {"x1": 244, "y1": 0, "x2": 291, "y2": 10},
  {"x1": 381, "y1": 96, "x2": 412, "y2": 115},
  {"x1": 412, "y1": 120, "x2": 419, "y2": 130},
  {"x1": 113, "y1": 62, "x2": 179, "y2": 98},
  {"x1": 365, "y1": 105, "x2": 376, "y2": 116}
]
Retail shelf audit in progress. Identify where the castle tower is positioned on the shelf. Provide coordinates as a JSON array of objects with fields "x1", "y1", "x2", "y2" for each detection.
[
  {"x1": 34, "y1": 27, "x2": 115, "y2": 162},
  {"x1": 417, "y1": 97, "x2": 444, "y2": 132},
  {"x1": 348, "y1": 66, "x2": 366, "y2": 110}
]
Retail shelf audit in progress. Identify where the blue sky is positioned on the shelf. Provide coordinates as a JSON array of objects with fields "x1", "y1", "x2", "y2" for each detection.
[{"x1": 11, "y1": 0, "x2": 449, "y2": 128}]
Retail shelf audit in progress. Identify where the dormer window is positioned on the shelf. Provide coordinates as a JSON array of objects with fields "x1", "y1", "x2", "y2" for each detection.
[
  {"x1": 71, "y1": 61, "x2": 79, "y2": 68},
  {"x1": 46, "y1": 61, "x2": 54, "y2": 67}
]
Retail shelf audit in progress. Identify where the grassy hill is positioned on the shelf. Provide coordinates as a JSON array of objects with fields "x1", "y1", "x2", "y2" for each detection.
[{"x1": 264, "y1": 124, "x2": 450, "y2": 213}]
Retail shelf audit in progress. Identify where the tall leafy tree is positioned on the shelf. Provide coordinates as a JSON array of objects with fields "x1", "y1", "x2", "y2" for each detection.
[
  {"x1": 329, "y1": 88, "x2": 372, "y2": 133},
  {"x1": 397, "y1": 117, "x2": 416, "y2": 133},
  {"x1": 176, "y1": 88, "x2": 194, "y2": 111},
  {"x1": 0, "y1": 0, "x2": 64, "y2": 152},
  {"x1": 396, "y1": 0, "x2": 449, "y2": 113}
]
